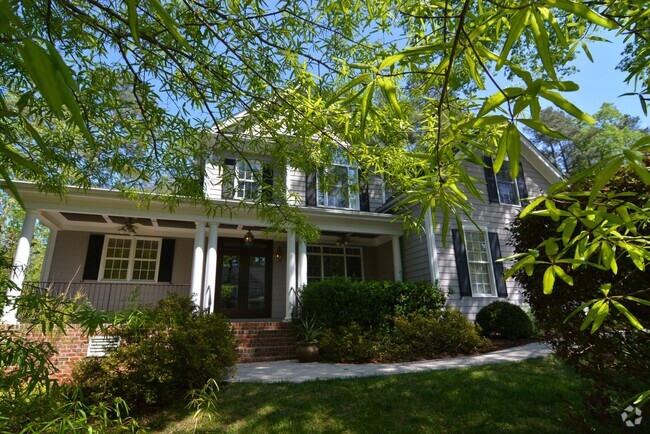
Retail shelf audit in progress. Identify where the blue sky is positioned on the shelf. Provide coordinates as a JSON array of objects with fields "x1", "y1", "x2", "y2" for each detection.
[{"x1": 555, "y1": 33, "x2": 649, "y2": 128}]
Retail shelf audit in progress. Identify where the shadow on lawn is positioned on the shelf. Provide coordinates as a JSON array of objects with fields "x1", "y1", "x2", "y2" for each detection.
[{"x1": 147, "y1": 359, "x2": 638, "y2": 433}]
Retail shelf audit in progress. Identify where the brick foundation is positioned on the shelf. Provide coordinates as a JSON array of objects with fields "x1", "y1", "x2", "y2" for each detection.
[{"x1": 2, "y1": 321, "x2": 296, "y2": 382}]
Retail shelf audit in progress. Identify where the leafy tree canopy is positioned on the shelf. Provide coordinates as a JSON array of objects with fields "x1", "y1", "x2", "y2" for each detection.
[{"x1": 527, "y1": 104, "x2": 649, "y2": 175}]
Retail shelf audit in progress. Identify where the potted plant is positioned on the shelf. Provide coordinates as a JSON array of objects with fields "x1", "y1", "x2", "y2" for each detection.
[{"x1": 294, "y1": 315, "x2": 323, "y2": 363}]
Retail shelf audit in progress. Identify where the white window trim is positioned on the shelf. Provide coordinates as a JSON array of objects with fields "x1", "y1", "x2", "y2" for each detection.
[
  {"x1": 307, "y1": 245, "x2": 364, "y2": 281},
  {"x1": 463, "y1": 228, "x2": 497, "y2": 298},
  {"x1": 233, "y1": 159, "x2": 262, "y2": 201},
  {"x1": 98, "y1": 235, "x2": 163, "y2": 283},
  {"x1": 492, "y1": 158, "x2": 521, "y2": 206},
  {"x1": 317, "y1": 163, "x2": 360, "y2": 210}
]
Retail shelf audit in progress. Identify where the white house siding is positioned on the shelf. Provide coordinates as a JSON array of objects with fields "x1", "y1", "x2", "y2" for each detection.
[
  {"x1": 204, "y1": 163, "x2": 222, "y2": 200},
  {"x1": 287, "y1": 166, "x2": 307, "y2": 204},
  {"x1": 435, "y1": 157, "x2": 553, "y2": 320}
]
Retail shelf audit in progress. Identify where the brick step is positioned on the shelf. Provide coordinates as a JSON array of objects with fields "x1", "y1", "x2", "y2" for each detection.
[{"x1": 231, "y1": 321, "x2": 297, "y2": 363}]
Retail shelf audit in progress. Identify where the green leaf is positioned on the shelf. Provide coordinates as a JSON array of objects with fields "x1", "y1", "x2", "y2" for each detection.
[
  {"x1": 539, "y1": 89, "x2": 595, "y2": 123},
  {"x1": 0, "y1": 167, "x2": 25, "y2": 209},
  {"x1": 580, "y1": 299, "x2": 604, "y2": 331},
  {"x1": 581, "y1": 41, "x2": 593, "y2": 62},
  {"x1": 359, "y1": 81, "x2": 375, "y2": 138},
  {"x1": 378, "y1": 43, "x2": 451, "y2": 70},
  {"x1": 506, "y1": 123, "x2": 521, "y2": 179},
  {"x1": 478, "y1": 87, "x2": 524, "y2": 117},
  {"x1": 552, "y1": 265, "x2": 573, "y2": 286},
  {"x1": 565, "y1": 298, "x2": 597, "y2": 323},
  {"x1": 493, "y1": 125, "x2": 510, "y2": 173},
  {"x1": 590, "y1": 301, "x2": 609, "y2": 333},
  {"x1": 497, "y1": 8, "x2": 530, "y2": 70},
  {"x1": 544, "y1": 0, "x2": 619, "y2": 29},
  {"x1": 627, "y1": 159, "x2": 650, "y2": 185},
  {"x1": 19, "y1": 39, "x2": 64, "y2": 116},
  {"x1": 561, "y1": 217, "x2": 577, "y2": 246},
  {"x1": 543, "y1": 265, "x2": 555, "y2": 294},
  {"x1": 148, "y1": 0, "x2": 191, "y2": 50},
  {"x1": 127, "y1": 0, "x2": 141, "y2": 47},
  {"x1": 326, "y1": 73, "x2": 372, "y2": 107},
  {"x1": 530, "y1": 9, "x2": 557, "y2": 81},
  {"x1": 589, "y1": 156, "x2": 624, "y2": 204},
  {"x1": 624, "y1": 296, "x2": 650, "y2": 307},
  {"x1": 545, "y1": 239, "x2": 559, "y2": 256},
  {"x1": 611, "y1": 300, "x2": 643, "y2": 330},
  {"x1": 377, "y1": 77, "x2": 403, "y2": 119},
  {"x1": 520, "y1": 196, "x2": 546, "y2": 218},
  {"x1": 518, "y1": 119, "x2": 568, "y2": 140}
]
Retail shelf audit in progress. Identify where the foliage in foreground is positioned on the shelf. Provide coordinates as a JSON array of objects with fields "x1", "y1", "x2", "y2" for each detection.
[
  {"x1": 0, "y1": 267, "x2": 141, "y2": 433},
  {"x1": 73, "y1": 294, "x2": 237, "y2": 411},
  {"x1": 146, "y1": 358, "x2": 636, "y2": 433},
  {"x1": 509, "y1": 163, "x2": 650, "y2": 418},
  {"x1": 475, "y1": 301, "x2": 534, "y2": 340}
]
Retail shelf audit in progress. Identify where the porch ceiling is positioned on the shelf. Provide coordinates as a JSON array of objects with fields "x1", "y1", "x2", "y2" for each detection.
[{"x1": 8, "y1": 181, "x2": 403, "y2": 241}]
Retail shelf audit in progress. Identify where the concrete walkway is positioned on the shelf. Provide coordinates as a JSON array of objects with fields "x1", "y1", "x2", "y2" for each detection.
[{"x1": 231, "y1": 342, "x2": 551, "y2": 383}]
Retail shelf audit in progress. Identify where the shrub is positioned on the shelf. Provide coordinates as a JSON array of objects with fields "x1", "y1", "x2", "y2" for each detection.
[
  {"x1": 387, "y1": 310, "x2": 489, "y2": 361},
  {"x1": 475, "y1": 302, "x2": 533, "y2": 340},
  {"x1": 73, "y1": 294, "x2": 237, "y2": 409},
  {"x1": 318, "y1": 323, "x2": 383, "y2": 363},
  {"x1": 509, "y1": 162, "x2": 650, "y2": 417},
  {"x1": 300, "y1": 279, "x2": 446, "y2": 331}
]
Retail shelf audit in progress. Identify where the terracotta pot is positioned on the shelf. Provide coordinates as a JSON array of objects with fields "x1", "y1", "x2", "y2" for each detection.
[{"x1": 296, "y1": 342, "x2": 320, "y2": 363}]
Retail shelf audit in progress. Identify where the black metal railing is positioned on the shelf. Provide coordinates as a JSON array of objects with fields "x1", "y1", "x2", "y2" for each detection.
[{"x1": 23, "y1": 281, "x2": 190, "y2": 312}]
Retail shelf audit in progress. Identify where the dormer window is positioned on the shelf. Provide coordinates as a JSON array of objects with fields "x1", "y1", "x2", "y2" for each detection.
[
  {"x1": 317, "y1": 153, "x2": 359, "y2": 210},
  {"x1": 234, "y1": 160, "x2": 261, "y2": 200}
]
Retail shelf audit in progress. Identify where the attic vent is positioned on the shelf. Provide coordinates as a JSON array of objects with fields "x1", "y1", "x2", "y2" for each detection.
[{"x1": 87, "y1": 336, "x2": 120, "y2": 357}]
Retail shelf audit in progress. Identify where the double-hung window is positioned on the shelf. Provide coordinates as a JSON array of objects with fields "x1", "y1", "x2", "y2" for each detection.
[
  {"x1": 483, "y1": 156, "x2": 529, "y2": 206},
  {"x1": 234, "y1": 160, "x2": 262, "y2": 200},
  {"x1": 452, "y1": 228, "x2": 507, "y2": 298},
  {"x1": 99, "y1": 236, "x2": 161, "y2": 282},
  {"x1": 494, "y1": 160, "x2": 520, "y2": 205},
  {"x1": 317, "y1": 153, "x2": 359, "y2": 210},
  {"x1": 463, "y1": 231, "x2": 496, "y2": 296},
  {"x1": 307, "y1": 246, "x2": 363, "y2": 282}
]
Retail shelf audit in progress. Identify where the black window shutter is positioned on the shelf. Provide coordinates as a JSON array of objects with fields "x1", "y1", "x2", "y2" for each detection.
[
  {"x1": 359, "y1": 170, "x2": 370, "y2": 212},
  {"x1": 306, "y1": 173, "x2": 317, "y2": 206},
  {"x1": 158, "y1": 239, "x2": 175, "y2": 283},
  {"x1": 221, "y1": 158, "x2": 236, "y2": 199},
  {"x1": 483, "y1": 156, "x2": 499, "y2": 203},
  {"x1": 262, "y1": 164, "x2": 274, "y2": 202},
  {"x1": 516, "y1": 162, "x2": 529, "y2": 206},
  {"x1": 452, "y1": 229, "x2": 472, "y2": 297},
  {"x1": 488, "y1": 232, "x2": 508, "y2": 298},
  {"x1": 82, "y1": 234, "x2": 105, "y2": 280},
  {"x1": 197, "y1": 156, "x2": 206, "y2": 191}
]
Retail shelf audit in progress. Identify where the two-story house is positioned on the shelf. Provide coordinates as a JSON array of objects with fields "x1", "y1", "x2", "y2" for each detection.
[{"x1": 2, "y1": 135, "x2": 561, "y2": 328}]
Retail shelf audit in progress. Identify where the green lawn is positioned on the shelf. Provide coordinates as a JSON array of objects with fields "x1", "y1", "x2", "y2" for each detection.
[{"x1": 146, "y1": 358, "x2": 628, "y2": 433}]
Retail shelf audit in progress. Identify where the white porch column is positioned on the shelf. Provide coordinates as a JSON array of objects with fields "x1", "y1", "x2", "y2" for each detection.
[
  {"x1": 3, "y1": 210, "x2": 37, "y2": 324},
  {"x1": 39, "y1": 228, "x2": 58, "y2": 283},
  {"x1": 392, "y1": 235, "x2": 403, "y2": 282},
  {"x1": 424, "y1": 209, "x2": 439, "y2": 284},
  {"x1": 203, "y1": 223, "x2": 219, "y2": 313},
  {"x1": 297, "y1": 238, "x2": 308, "y2": 290},
  {"x1": 284, "y1": 230, "x2": 297, "y2": 321},
  {"x1": 190, "y1": 223, "x2": 206, "y2": 310}
]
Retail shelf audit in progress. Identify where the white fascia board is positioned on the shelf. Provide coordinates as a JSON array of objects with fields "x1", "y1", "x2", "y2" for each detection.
[{"x1": 520, "y1": 135, "x2": 564, "y2": 184}]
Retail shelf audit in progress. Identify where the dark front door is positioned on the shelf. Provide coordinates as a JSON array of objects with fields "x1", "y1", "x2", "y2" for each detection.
[{"x1": 217, "y1": 238, "x2": 272, "y2": 318}]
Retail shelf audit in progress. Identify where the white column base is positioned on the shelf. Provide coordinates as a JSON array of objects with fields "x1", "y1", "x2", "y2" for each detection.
[{"x1": 284, "y1": 231, "x2": 297, "y2": 321}]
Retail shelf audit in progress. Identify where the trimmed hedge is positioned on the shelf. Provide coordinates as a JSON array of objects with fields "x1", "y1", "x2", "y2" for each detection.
[
  {"x1": 300, "y1": 278, "x2": 446, "y2": 331},
  {"x1": 475, "y1": 301, "x2": 533, "y2": 340}
]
